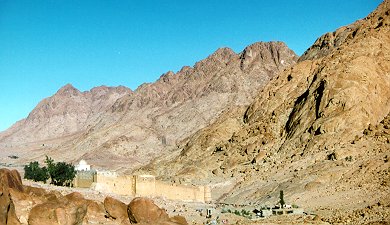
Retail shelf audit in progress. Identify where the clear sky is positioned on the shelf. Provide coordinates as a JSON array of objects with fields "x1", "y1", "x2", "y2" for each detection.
[{"x1": 0, "y1": 0, "x2": 382, "y2": 132}]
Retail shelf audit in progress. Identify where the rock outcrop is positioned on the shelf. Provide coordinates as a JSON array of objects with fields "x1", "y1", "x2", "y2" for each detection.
[
  {"x1": 0, "y1": 169, "x2": 22, "y2": 225},
  {"x1": 0, "y1": 169, "x2": 189, "y2": 225},
  {"x1": 127, "y1": 197, "x2": 187, "y2": 225},
  {"x1": 104, "y1": 196, "x2": 131, "y2": 224}
]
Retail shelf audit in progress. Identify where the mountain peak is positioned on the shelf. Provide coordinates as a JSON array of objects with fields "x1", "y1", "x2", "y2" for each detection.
[
  {"x1": 240, "y1": 41, "x2": 298, "y2": 71},
  {"x1": 194, "y1": 47, "x2": 238, "y2": 70},
  {"x1": 56, "y1": 83, "x2": 80, "y2": 96},
  {"x1": 207, "y1": 47, "x2": 237, "y2": 62},
  {"x1": 212, "y1": 47, "x2": 236, "y2": 57}
]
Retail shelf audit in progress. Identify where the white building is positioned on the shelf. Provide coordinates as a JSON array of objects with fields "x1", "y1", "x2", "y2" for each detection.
[{"x1": 75, "y1": 159, "x2": 91, "y2": 171}]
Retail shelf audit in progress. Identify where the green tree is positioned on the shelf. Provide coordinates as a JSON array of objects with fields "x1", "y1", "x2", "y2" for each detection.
[
  {"x1": 45, "y1": 155, "x2": 76, "y2": 186},
  {"x1": 24, "y1": 156, "x2": 76, "y2": 187},
  {"x1": 24, "y1": 161, "x2": 49, "y2": 183},
  {"x1": 279, "y1": 190, "x2": 285, "y2": 208},
  {"x1": 50, "y1": 161, "x2": 76, "y2": 186}
]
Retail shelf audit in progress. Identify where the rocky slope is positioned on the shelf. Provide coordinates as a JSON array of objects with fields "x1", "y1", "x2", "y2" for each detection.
[
  {"x1": 0, "y1": 42, "x2": 297, "y2": 171},
  {"x1": 143, "y1": 0, "x2": 390, "y2": 223},
  {"x1": 0, "y1": 85, "x2": 132, "y2": 144}
]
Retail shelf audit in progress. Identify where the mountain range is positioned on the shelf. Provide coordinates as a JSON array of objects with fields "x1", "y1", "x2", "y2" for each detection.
[
  {"x1": 0, "y1": 0, "x2": 389, "y2": 223},
  {"x1": 0, "y1": 42, "x2": 297, "y2": 172}
]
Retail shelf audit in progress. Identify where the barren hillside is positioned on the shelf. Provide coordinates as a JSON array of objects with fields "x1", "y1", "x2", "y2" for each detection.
[{"x1": 143, "y1": 1, "x2": 390, "y2": 223}]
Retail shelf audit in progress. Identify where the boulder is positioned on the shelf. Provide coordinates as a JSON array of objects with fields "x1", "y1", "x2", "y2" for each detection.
[
  {"x1": 0, "y1": 169, "x2": 23, "y2": 192},
  {"x1": 127, "y1": 197, "x2": 169, "y2": 224},
  {"x1": 0, "y1": 187, "x2": 20, "y2": 225},
  {"x1": 103, "y1": 196, "x2": 130, "y2": 224},
  {"x1": 0, "y1": 169, "x2": 22, "y2": 225},
  {"x1": 127, "y1": 197, "x2": 187, "y2": 225},
  {"x1": 83, "y1": 201, "x2": 107, "y2": 224},
  {"x1": 28, "y1": 192, "x2": 88, "y2": 225}
]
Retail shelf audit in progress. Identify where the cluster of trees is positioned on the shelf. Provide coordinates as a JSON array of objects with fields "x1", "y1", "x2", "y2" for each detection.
[{"x1": 24, "y1": 156, "x2": 76, "y2": 187}]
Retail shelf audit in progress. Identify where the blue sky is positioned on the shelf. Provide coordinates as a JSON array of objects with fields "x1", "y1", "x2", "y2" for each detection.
[{"x1": 0, "y1": 0, "x2": 382, "y2": 131}]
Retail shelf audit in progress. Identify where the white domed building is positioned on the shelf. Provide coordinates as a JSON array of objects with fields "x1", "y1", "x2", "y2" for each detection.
[{"x1": 75, "y1": 159, "x2": 91, "y2": 171}]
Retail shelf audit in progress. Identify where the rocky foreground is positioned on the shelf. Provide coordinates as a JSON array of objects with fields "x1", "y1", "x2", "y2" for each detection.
[
  {"x1": 1, "y1": 168, "x2": 336, "y2": 225},
  {"x1": 0, "y1": 168, "x2": 353, "y2": 225},
  {"x1": 0, "y1": 168, "x2": 189, "y2": 225}
]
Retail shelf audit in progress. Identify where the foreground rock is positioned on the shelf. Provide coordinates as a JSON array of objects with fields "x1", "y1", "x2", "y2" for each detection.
[
  {"x1": 104, "y1": 196, "x2": 131, "y2": 224},
  {"x1": 0, "y1": 169, "x2": 189, "y2": 225},
  {"x1": 127, "y1": 197, "x2": 187, "y2": 225},
  {"x1": 0, "y1": 168, "x2": 22, "y2": 225}
]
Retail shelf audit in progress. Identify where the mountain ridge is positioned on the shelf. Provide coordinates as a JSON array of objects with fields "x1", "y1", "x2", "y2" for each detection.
[{"x1": 0, "y1": 41, "x2": 297, "y2": 172}]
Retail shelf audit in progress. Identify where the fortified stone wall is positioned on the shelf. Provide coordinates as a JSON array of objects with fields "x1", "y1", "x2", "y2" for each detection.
[
  {"x1": 73, "y1": 170, "x2": 96, "y2": 188},
  {"x1": 134, "y1": 175, "x2": 156, "y2": 197},
  {"x1": 75, "y1": 172, "x2": 211, "y2": 202},
  {"x1": 155, "y1": 181, "x2": 206, "y2": 202},
  {"x1": 93, "y1": 171, "x2": 135, "y2": 196}
]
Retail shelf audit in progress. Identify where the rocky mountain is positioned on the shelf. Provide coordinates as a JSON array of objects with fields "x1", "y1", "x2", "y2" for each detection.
[
  {"x1": 0, "y1": 0, "x2": 389, "y2": 224},
  {"x1": 0, "y1": 42, "x2": 297, "y2": 171},
  {"x1": 0, "y1": 85, "x2": 132, "y2": 144},
  {"x1": 141, "y1": 0, "x2": 390, "y2": 223}
]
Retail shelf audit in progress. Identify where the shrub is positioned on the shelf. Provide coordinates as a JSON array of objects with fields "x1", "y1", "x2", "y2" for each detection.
[
  {"x1": 241, "y1": 209, "x2": 250, "y2": 216},
  {"x1": 46, "y1": 156, "x2": 76, "y2": 187},
  {"x1": 24, "y1": 156, "x2": 76, "y2": 187},
  {"x1": 24, "y1": 161, "x2": 49, "y2": 183},
  {"x1": 345, "y1": 156, "x2": 353, "y2": 162}
]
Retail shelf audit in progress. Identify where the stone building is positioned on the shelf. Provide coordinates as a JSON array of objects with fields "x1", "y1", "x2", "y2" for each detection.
[
  {"x1": 73, "y1": 171, "x2": 212, "y2": 203},
  {"x1": 75, "y1": 160, "x2": 91, "y2": 171}
]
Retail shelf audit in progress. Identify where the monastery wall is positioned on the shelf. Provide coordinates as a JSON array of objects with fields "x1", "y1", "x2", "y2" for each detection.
[
  {"x1": 73, "y1": 171, "x2": 96, "y2": 188},
  {"x1": 134, "y1": 175, "x2": 156, "y2": 197},
  {"x1": 93, "y1": 171, "x2": 135, "y2": 196},
  {"x1": 155, "y1": 181, "x2": 206, "y2": 202},
  {"x1": 75, "y1": 171, "x2": 211, "y2": 203}
]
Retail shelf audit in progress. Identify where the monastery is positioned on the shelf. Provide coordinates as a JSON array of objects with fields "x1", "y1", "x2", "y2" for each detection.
[{"x1": 73, "y1": 160, "x2": 212, "y2": 203}]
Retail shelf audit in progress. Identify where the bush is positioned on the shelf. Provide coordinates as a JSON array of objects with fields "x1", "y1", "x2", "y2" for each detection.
[
  {"x1": 24, "y1": 161, "x2": 49, "y2": 183},
  {"x1": 23, "y1": 156, "x2": 76, "y2": 187},
  {"x1": 46, "y1": 156, "x2": 76, "y2": 187},
  {"x1": 241, "y1": 209, "x2": 250, "y2": 216}
]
